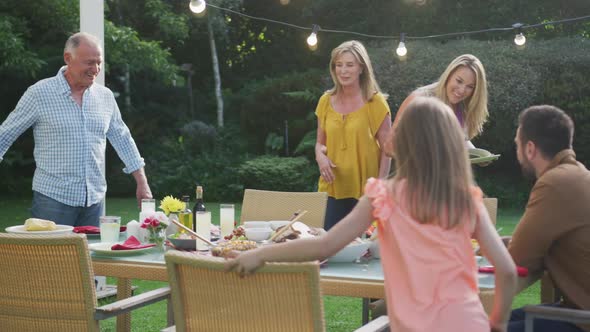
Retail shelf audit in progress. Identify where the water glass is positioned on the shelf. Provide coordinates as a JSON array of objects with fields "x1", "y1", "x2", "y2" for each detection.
[
  {"x1": 219, "y1": 204, "x2": 235, "y2": 238},
  {"x1": 141, "y1": 198, "x2": 156, "y2": 212},
  {"x1": 100, "y1": 216, "x2": 121, "y2": 244},
  {"x1": 195, "y1": 211, "x2": 211, "y2": 251}
]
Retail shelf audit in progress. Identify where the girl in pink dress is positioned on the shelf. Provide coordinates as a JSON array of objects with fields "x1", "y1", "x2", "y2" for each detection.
[{"x1": 227, "y1": 96, "x2": 517, "y2": 332}]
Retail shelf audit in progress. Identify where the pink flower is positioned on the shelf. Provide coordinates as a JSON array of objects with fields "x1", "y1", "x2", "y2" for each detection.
[{"x1": 150, "y1": 219, "x2": 160, "y2": 227}]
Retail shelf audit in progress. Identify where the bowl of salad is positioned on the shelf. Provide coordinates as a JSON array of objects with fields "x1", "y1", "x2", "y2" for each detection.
[{"x1": 168, "y1": 232, "x2": 197, "y2": 250}]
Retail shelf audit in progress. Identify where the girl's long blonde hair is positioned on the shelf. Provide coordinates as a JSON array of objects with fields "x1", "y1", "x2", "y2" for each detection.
[
  {"x1": 392, "y1": 96, "x2": 475, "y2": 229},
  {"x1": 327, "y1": 40, "x2": 383, "y2": 101},
  {"x1": 418, "y1": 54, "x2": 488, "y2": 139}
]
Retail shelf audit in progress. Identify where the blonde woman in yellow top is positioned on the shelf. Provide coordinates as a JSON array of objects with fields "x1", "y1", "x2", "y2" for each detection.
[{"x1": 315, "y1": 40, "x2": 391, "y2": 230}]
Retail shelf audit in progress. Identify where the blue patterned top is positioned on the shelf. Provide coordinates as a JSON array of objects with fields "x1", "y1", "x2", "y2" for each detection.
[{"x1": 0, "y1": 67, "x2": 145, "y2": 207}]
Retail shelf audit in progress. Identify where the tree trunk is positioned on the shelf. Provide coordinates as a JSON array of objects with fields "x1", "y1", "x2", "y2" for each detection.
[{"x1": 207, "y1": 15, "x2": 224, "y2": 127}]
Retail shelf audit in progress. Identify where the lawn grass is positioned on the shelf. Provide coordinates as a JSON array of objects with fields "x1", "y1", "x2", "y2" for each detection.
[{"x1": 0, "y1": 197, "x2": 539, "y2": 331}]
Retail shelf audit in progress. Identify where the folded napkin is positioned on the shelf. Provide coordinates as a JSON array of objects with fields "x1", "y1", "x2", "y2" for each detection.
[
  {"x1": 478, "y1": 265, "x2": 529, "y2": 277},
  {"x1": 111, "y1": 236, "x2": 155, "y2": 250},
  {"x1": 73, "y1": 226, "x2": 127, "y2": 234}
]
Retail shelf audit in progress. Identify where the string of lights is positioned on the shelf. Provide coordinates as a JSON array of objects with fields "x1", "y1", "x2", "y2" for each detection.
[{"x1": 188, "y1": 0, "x2": 590, "y2": 57}]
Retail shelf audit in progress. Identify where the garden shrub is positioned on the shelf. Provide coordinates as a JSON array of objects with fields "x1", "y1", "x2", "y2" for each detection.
[
  {"x1": 137, "y1": 124, "x2": 248, "y2": 202},
  {"x1": 237, "y1": 155, "x2": 318, "y2": 192},
  {"x1": 230, "y1": 69, "x2": 326, "y2": 154}
]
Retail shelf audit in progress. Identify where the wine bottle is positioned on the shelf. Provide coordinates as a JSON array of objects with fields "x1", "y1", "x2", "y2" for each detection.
[
  {"x1": 178, "y1": 195, "x2": 193, "y2": 232},
  {"x1": 192, "y1": 185, "x2": 205, "y2": 232}
]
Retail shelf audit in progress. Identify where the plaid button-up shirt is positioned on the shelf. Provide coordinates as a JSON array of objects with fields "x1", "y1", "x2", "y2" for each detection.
[{"x1": 0, "y1": 67, "x2": 144, "y2": 207}]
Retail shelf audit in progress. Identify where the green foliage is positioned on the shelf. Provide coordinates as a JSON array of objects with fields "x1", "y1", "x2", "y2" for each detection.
[
  {"x1": 231, "y1": 69, "x2": 325, "y2": 154},
  {"x1": 474, "y1": 170, "x2": 532, "y2": 209},
  {"x1": 105, "y1": 21, "x2": 181, "y2": 85},
  {"x1": 141, "y1": 125, "x2": 248, "y2": 202},
  {"x1": 264, "y1": 132, "x2": 284, "y2": 155},
  {"x1": 237, "y1": 156, "x2": 318, "y2": 192},
  {"x1": 293, "y1": 130, "x2": 317, "y2": 160},
  {"x1": 0, "y1": 17, "x2": 45, "y2": 77},
  {"x1": 144, "y1": 0, "x2": 189, "y2": 42}
]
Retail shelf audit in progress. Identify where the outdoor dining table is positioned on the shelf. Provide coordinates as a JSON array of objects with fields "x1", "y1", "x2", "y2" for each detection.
[{"x1": 88, "y1": 237, "x2": 495, "y2": 332}]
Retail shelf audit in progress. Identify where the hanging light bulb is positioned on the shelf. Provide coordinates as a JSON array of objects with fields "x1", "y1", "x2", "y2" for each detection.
[
  {"x1": 280, "y1": 0, "x2": 290, "y2": 5},
  {"x1": 514, "y1": 32, "x2": 526, "y2": 46},
  {"x1": 512, "y1": 23, "x2": 526, "y2": 47},
  {"x1": 396, "y1": 33, "x2": 407, "y2": 57},
  {"x1": 189, "y1": 0, "x2": 206, "y2": 14},
  {"x1": 307, "y1": 24, "x2": 320, "y2": 49}
]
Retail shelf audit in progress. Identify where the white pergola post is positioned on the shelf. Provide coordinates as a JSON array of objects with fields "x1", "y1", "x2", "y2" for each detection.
[
  {"x1": 80, "y1": 0, "x2": 105, "y2": 85},
  {"x1": 80, "y1": 1, "x2": 106, "y2": 217},
  {"x1": 81, "y1": 1, "x2": 107, "y2": 291}
]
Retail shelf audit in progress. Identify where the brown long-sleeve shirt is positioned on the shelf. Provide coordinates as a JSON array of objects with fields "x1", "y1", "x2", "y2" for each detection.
[{"x1": 509, "y1": 149, "x2": 590, "y2": 330}]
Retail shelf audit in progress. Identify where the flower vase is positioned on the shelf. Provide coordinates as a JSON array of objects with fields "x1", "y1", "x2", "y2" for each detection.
[{"x1": 150, "y1": 229, "x2": 166, "y2": 252}]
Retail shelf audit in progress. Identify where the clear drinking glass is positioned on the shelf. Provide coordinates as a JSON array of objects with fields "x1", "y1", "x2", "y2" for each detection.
[
  {"x1": 100, "y1": 216, "x2": 121, "y2": 243},
  {"x1": 141, "y1": 198, "x2": 156, "y2": 212},
  {"x1": 219, "y1": 204, "x2": 235, "y2": 238},
  {"x1": 195, "y1": 211, "x2": 211, "y2": 251}
]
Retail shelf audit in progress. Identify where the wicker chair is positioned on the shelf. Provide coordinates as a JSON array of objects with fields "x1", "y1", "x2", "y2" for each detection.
[
  {"x1": 524, "y1": 305, "x2": 590, "y2": 332},
  {"x1": 0, "y1": 233, "x2": 170, "y2": 332},
  {"x1": 164, "y1": 251, "x2": 325, "y2": 332},
  {"x1": 240, "y1": 189, "x2": 328, "y2": 229}
]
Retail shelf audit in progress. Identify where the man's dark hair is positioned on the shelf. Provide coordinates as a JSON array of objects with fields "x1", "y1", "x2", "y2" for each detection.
[{"x1": 518, "y1": 105, "x2": 574, "y2": 159}]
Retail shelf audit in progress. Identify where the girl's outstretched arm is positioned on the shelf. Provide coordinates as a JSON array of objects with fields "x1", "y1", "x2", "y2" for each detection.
[
  {"x1": 225, "y1": 196, "x2": 375, "y2": 277},
  {"x1": 473, "y1": 202, "x2": 517, "y2": 332}
]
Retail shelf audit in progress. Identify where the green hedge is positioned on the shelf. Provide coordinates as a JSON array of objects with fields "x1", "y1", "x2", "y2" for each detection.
[{"x1": 237, "y1": 155, "x2": 318, "y2": 192}]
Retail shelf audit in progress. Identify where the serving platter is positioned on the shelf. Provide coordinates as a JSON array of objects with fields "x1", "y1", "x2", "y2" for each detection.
[
  {"x1": 5, "y1": 225, "x2": 74, "y2": 235},
  {"x1": 468, "y1": 148, "x2": 500, "y2": 165}
]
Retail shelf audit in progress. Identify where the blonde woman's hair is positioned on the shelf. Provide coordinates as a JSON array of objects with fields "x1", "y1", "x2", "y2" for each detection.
[
  {"x1": 392, "y1": 96, "x2": 475, "y2": 229},
  {"x1": 327, "y1": 40, "x2": 383, "y2": 101},
  {"x1": 419, "y1": 54, "x2": 488, "y2": 139}
]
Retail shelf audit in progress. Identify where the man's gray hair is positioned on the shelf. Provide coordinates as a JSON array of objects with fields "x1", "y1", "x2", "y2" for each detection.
[{"x1": 64, "y1": 32, "x2": 102, "y2": 55}]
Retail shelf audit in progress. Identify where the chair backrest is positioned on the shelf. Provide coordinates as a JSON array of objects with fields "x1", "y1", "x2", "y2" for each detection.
[
  {"x1": 165, "y1": 251, "x2": 325, "y2": 332},
  {"x1": 0, "y1": 233, "x2": 98, "y2": 332},
  {"x1": 483, "y1": 197, "x2": 498, "y2": 225},
  {"x1": 240, "y1": 189, "x2": 328, "y2": 229}
]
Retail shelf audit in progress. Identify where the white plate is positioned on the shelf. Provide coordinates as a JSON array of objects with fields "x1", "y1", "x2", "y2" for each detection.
[
  {"x1": 5, "y1": 225, "x2": 74, "y2": 235},
  {"x1": 470, "y1": 154, "x2": 501, "y2": 164},
  {"x1": 88, "y1": 242, "x2": 155, "y2": 256},
  {"x1": 468, "y1": 148, "x2": 491, "y2": 158}
]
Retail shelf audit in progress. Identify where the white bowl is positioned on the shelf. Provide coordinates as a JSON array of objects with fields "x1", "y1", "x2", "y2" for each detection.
[
  {"x1": 329, "y1": 241, "x2": 370, "y2": 263},
  {"x1": 243, "y1": 221, "x2": 270, "y2": 229},
  {"x1": 245, "y1": 227, "x2": 272, "y2": 241},
  {"x1": 269, "y1": 220, "x2": 291, "y2": 231}
]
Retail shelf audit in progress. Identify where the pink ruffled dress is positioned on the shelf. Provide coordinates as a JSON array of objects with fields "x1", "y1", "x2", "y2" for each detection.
[{"x1": 365, "y1": 178, "x2": 488, "y2": 332}]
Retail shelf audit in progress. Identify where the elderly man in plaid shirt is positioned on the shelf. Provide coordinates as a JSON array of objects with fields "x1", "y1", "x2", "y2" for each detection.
[{"x1": 0, "y1": 32, "x2": 152, "y2": 227}]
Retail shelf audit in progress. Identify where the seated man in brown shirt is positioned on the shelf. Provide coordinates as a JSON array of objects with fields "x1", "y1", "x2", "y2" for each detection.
[{"x1": 507, "y1": 105, "x2": 590, "y2": 332}]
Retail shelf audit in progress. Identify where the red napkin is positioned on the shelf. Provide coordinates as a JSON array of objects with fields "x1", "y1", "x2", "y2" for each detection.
[
  {"x1": 74, "y1": 226, "x2": 100, "y2": 234},
  {"x1": 111, "y1": 236, "x2": 155, "y2": 250},
  {"x1": 73, "y1": 226, "x2": 127, "y2": 234},
  {"x1": 478, "y1": 266, "x2": 529, "y2": 277}
]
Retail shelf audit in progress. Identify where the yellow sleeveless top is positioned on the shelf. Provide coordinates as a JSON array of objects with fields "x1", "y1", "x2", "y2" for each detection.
[{"x1": 315, "y1": 92, "x2": 390, "y2": 199}]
